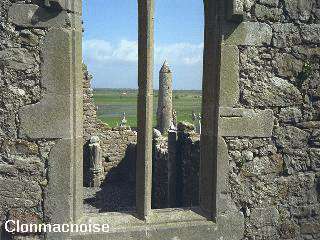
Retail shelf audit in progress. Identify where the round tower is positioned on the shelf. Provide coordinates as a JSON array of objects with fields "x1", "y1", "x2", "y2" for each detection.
[{"x1": 157, "y1": 60, "x2": 173, "y2": 134}]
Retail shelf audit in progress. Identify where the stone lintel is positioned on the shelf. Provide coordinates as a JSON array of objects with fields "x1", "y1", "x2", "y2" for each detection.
[
  {"x1": 220, "y1": 44, "x2": 240, "y2": 107},
  {"x1": 8, "y1": 3, "x2": 71, "y2": 28},
  {"x1": 219, "y1": 109, "x2": 274, "y2": 137},
  {"x1": 223, "y1": 22, "x2": 273, "y2": 46}
]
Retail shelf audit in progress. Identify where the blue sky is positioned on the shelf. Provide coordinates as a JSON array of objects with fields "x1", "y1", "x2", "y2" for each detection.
[{"x1": 82, "y1": 0, "x2": 204, "y2": 89}]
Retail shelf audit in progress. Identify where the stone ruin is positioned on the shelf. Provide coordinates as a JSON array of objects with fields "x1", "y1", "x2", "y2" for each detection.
[
  {"x1": 82, "y1": 61, "x2": 202, "y2": 211},
  {"x1": 157, "y1": 60, "x2": 173, "y2": 134},
  {"x1": 0, "y1": 0, "x2": 319, "y2": 239}
]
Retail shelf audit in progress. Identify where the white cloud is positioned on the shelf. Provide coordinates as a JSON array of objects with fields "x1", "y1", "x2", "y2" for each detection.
[
  {"x1": 83, "y1": 39, "x2": 138, "y2": 63},
  {"x1": 83, "y1": 39, "x2": 203, "y2": 66},
  {"x1": 83, "y1": 38, "x2": 203, "y2": 89},
  {"x1": 155, "y1": 42, "x2": 203, "y2": 65}
]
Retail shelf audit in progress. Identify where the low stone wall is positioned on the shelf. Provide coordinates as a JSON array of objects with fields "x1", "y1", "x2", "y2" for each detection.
[
  {"x1": 152, "y1": 124, "x2": 200, "y2": 209},
  {"x1": 152, "y1": 136, "x2": 169, "y2": 209},
  {"x1": 176, "y1": 126, "x2": 200, "y2": 208}
]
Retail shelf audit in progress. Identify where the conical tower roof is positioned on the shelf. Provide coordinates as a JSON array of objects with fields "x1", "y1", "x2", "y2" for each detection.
[{"x1": 160, "y1": 60, "x2": 171, "y2": 73}]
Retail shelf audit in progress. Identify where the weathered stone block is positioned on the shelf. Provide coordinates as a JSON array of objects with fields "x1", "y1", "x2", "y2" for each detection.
[
  {"x1": 8, "y1": 4, "x2": 70, "y2": 28},
  {"x1": 291, "y1": 204, "x2": 320, "y2": 219},
  {"x1": 300, "y1": 221, "x2": 320, "y2": 234},
  {"x1": 274, "y1": 53, "x2": 303, "y2": 79},
  {"x1": 0, "y1": 48, "x2": 37, "y2": 71},
  {"x1": 242, "y1": 77, "x2": 302, "y2": 107},
  {"x1": 0, "y1": 178, "x2": 42, "y2": 208},
  {"x1": 41, "y1": 29, "x2": 73, "y2": 95},
  {"x1": 279, "y1": 220, "x2": 299, "y2": 239},
  {"x1": 19, "y1": 94, "x2": 72, "y2": 139},
  {"x1": 278, "y1": 107, "x2": 302, "y2": 124},
  {"x1": 277, "y1": 173, "x2": 317, "y2": 206},
  {"x1": 259, "y1": 0, "x2": 279, "y2": 7},
  {"x1": 227, "y1": 0, "x2": 244, "y2": 22},
  {"x1": 219, "y1": 109, "x2": 274, "y2": 137},
  {"x1": 301, "y1": 24, "x2": 320, "y2": 44},
  {"x1": 274, "y1": 126, "x2": 309, "y2": 149},
  {"x1": 44, "y1": 139, "x2": 75, "y2": 224},
  {"x1": 224, "y1": 22, "x2": 272, "y2": 46},
  {"x1": 255, "y1": 4, "x2": 282, "y2": 21},
  {"x1": 242, "y1": 155, "x2": 283, "y2": 175},
  {"x1": 309, "y1": 148, "x2": 320, "y2": 171},
  {"x1": 220, "y1": 107, "x2": 245, "y2": 117},
  {"x1": 272, "y1": 23, "x2": 301, "y2": 48},
  {"x1": 250, "y1": 207, "x2": 279, "y2": 228},
  {"x1": 284, "y1": 0, "x2": 314, "y2": 21},
  {"x1": 220, "y1": 45, "x2": 239, "y2": 107},
  {"x1": 283, "y1": 149, "x2": 310, "y2": 174}
]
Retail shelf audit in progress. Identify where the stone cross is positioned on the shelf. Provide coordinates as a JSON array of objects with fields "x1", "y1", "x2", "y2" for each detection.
[
  {"x1": 120, "y1": 112, "x2": 127, "y2": 127},
  {"x1": 88, "y1": 136, "x2": 103, "y2": 187},
  {"x1": 196, "y1": 113, "x2": 202, "y2": 134},
  {"x1": 157, "y1": 60, "x2": 173, "y2": 134}
]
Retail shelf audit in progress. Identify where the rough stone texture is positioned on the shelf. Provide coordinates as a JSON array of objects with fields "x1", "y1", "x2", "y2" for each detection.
[
  {"x1": 233, "y1": 1, "x2": 320, "y2": 239},
  {"x1": 255, "y1": 4, "x2": 283, "y2": 22},
  {"x1": 224, "y1": 22, "x2": 273, "y2": 46},
  {"x1": 0, "y1": 1, "x2": 58, "y2": 239},
  {"x1": 152, "y1": 124, "x2": 200, "y2": 209},
  {"x1": 0, "y1": 0, "x2": 319, "y2": 239},
  {"x1": 272, "y1": 23, "x2": 302, "y2": 48},
  {"x1": 152, "y1": 135, "x2": 169, "y2": 209},
  {"x1": 176, "y1": 127, "x2": 200, "y2": 208}
]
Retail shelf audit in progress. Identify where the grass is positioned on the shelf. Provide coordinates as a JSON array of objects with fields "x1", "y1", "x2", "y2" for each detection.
[{"x1": 93, "y1": 89, "x2": 202, "y2": 128}]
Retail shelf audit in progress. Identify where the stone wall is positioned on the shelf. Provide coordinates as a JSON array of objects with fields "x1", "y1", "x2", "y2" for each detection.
[
  {"x1": 0, "y1": 1, "x2": 62, "y2": 239},
  {"x1": 152, "y1": 136, "x2": 169, "y2": 209},
  {"x1": 227, "y1": 1, "x2": 320, "y2": 239},
  {"x1": 176, "y1": 125, "x2": 200, "y2": 208},
  {"x1": 0, "y1": 0, "x2": 319, "y2": 239},
  {"x1": 152, "y1": 123, "x2": 200, "y2": 209}
]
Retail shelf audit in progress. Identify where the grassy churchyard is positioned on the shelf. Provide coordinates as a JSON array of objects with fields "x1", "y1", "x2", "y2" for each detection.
[{"x1": 93, "y1": 89, "x2": 202, "y2": 128}]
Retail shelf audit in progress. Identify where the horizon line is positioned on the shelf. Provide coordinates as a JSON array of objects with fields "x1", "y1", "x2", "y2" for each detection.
[{"x1": 93, "y1": 87, "x2": 202, "y2": 91}]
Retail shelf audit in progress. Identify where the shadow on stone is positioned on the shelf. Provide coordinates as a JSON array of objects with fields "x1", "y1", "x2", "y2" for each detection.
[
  {"x1": 83, "y1": 144, "x2": 136, "y2": 213},
  {"x1": 31, "y1": 5, "x2": 62, "y2": 25}
]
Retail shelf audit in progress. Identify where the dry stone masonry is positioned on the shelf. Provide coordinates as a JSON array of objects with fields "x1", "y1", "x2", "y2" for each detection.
[{"x1": 0, "y1": 0, "x2": 319, "y2": 239}]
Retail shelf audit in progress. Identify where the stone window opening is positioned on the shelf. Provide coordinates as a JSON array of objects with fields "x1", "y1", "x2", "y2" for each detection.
[
  {"x1": 80, "y1": 0, "x2": 221, "y2": 225},
  {"x1": 151, "y1": 1, "x2": 203, "y2": 210},
  {"x1": 6, "y1": 0, "x2": 251, "y2": 239},
  {"x1": 81, "y1": 0, "x2": 210, "y2": 220},
  {"x1": 82, "y1": 2, "x2": 138, "y2": 214}
]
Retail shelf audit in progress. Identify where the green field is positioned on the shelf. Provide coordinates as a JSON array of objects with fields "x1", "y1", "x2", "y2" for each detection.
[{"x1": 93, "y1": 89, "x2": 202, "y2": 128}]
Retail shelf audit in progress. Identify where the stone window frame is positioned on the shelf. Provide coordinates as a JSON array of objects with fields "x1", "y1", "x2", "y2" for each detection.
[
  {"x1": 9, "y1": 0, "x2": 278, "y2": 238},
  {"x1": 70, "y1": 1, "x2": 230, "y2": 239}
]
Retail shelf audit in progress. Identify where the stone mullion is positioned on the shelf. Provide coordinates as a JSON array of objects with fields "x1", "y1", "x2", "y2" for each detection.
[
  {"x1": 200, "y1": 0, "x2": 223, "y2": 220},
  {"x1": 136, "y1": 0, "x2": 154, "y2": 220}
]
